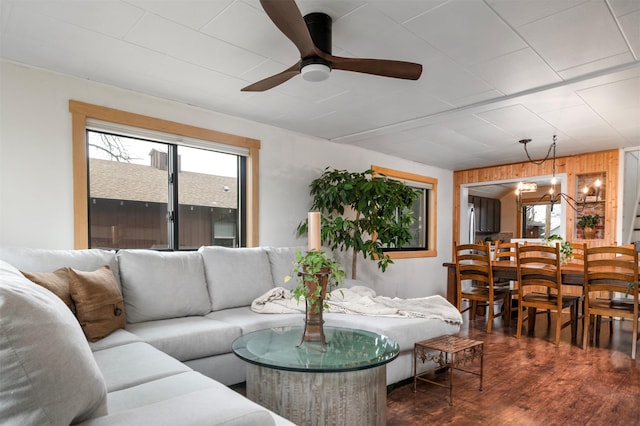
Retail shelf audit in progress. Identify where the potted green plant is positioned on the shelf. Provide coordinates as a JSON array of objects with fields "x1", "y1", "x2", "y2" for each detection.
[
  {"x1": 297, "y1": 167, "x2": 419, "y2": 279},
  {"x1": 577, "y1": 214, "x2": 600, "y2": 239},
  {"x1": 285, "y1": 248, "x2": 345, "y2": 348},
  {"x1": 543, "y1": 234, "x2": 573, "y2": 262},
  {"x1": 286, "y1": 248, "x2": 345, "y2": 306}
]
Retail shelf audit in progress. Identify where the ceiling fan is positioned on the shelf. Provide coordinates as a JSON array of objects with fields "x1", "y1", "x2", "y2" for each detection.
[{"x1": 241, "y1": 0, "x2": 423, "y2": 92}]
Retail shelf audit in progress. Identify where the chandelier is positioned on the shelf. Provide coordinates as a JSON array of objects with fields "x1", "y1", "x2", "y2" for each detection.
[{"x1": 516, "y1": 135, "x2": 600, "y2": 212}]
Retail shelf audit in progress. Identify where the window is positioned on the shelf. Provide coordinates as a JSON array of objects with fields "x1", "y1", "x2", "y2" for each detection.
[
  {"x1": 70, "y1": 100, "x2": 260, "y2": 249},
  {"x1": 521, "y1": 202, "x2": 561, "y2": 239},
  {"x1": 87, "y1": 129, "x2": 245, "y2": 249},
  {"x1": 371, "y1": 165, "x2": 437, "y2": 258}
]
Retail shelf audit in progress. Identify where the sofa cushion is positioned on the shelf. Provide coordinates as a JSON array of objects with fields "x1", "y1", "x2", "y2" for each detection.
[
  {"x1": 89, "y1": 329, "x2": 142, "y2": 352},
  {"x1": 0, "y1": 260, "x2": 108, "y2": 425},
  {"x1": 76, "y1": 387, "x2": 276, "y2": 426},
  {"x1": 126, "y1": 316, "x2": 242, "y2": 361},
  {"x1": 200, "y1": 246, "x2": 274, "y2": 311},
  {"x1": 69, "y1": 265, "x2": 126, "y2": 342},
  {"x1": 0, "y1": 246, "x2": 120, "y2": 287},
  {"x1": 206, "y1": 306, "x2": 304, "y2": 334},
  {"x1": 92, "y1": 341, "x2": 191, "y2": 392},
  {"x1": 265, "y1": 247, "x2": 298, "y2": 290},
  {"x1": 21, "y1": 267, "x2": 76, "y2": 313},
  {"x1": 117, "y1": 250, "x2": 211, "y2": 323},
  {"x1": 102, "y1": 372, "x2": 278, "y2": 426}
]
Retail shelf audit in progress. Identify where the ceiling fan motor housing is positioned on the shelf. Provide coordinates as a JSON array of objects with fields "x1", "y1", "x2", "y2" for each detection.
[{"x1": 302, "y1": 12, "x2": 332, "y2": 73}]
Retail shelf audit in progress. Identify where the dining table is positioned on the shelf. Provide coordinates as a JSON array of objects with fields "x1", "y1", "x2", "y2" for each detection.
[{"x1": 442, "y1": 260, "x2": 586, "y2": 308}]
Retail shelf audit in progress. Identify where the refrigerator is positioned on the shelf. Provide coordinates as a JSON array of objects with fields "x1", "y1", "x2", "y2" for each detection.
[{"x1": 468, "y1": 203, "x2": 475, "y2": 244}]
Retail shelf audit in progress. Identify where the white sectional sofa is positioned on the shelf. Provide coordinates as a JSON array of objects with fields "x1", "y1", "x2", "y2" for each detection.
[{"x1": 0, "y1": 245, "x2": 461, "y2": 425}]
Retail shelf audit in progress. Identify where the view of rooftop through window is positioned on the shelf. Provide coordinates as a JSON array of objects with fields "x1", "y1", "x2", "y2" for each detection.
[{"x1": 87, "y1": 130, "x2": 242, "y2": 250}]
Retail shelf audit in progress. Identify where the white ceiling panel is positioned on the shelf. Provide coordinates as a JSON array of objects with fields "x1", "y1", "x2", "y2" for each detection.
[
  {"x1": 558, "y1": 52, "x2": 635, "y2": 80},
  {"x1": 519, "y1": 89, "x2": 586, "y2": 115},
  {"x1": 487, "y1": 0, "x2": 586, "y2": 28},
  {"x1": 202, "y1": 1, "x2": 296, "y2": 66},
  {"x1": 468, "y1": 48, "x2": 561, "y2": 95},
  {"x1": 518, "y1": 1, "x2": 631, "y2": 72},
  {"x1": 475, "y1": 104, "x2": 560, "y2": 142},
  {"x1": 0, "y1": 0, "x2": 638, "y2": 170},
  {"x1": 332, "y1": 4, "x2": 427, "y2": 61},
  {"x1": 127, "y1": 0, "x2": 233, "y2": 30},
  {"x1": 539, "y1": 104, "x2": 624, "y2": 141},
  {"x1": 609, "y1": 0, "x2": 640, "y2": 16},
  {"x1": 372, "y1": 0, "x2": 447, "y2": 24},
  {"x1": 125, "y1": 12, "x2": 266, "y2": 75},
  {"x1": 414, "y1": 55, "x2": 495, "y2": 103},
  {"x1": 11, "y1": 0, "x2": 143, "y2": 38},
  {"x1": 405, "y1": 0, "x2": 526, "y2": 66},
  {"x1": 618, "y1": 10, "x2": 640, "y2": 57}
]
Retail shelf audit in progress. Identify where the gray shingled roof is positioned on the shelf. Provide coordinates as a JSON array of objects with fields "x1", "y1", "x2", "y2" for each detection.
[{"x1": 89, "y1": 159, "x2": 237, "y2": 208}]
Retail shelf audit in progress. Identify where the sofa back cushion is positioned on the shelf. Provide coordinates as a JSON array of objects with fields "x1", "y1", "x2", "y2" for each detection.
[
  {"x1": 0, "y1": 246, "x2": 121, "y2": 288},
  {"x1": 265, "y1": 247, "x2": 298, "y2": 290},
  {"x1": 117, "y1": 250, "x2": 211, "y2": 323},
  {"x1": 199, "y1": 246, "x2": 274, "y2": 311},
  {"x1": 0, "y1": 260, "x2": 108, "y2": 425}
]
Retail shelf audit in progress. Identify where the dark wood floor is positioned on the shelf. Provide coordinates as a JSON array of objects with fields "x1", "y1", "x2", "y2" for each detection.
[
  {"x1": 387, "y1": 312, "x2": 640, "y2": 425},
  {"x1": 231, "y1": 312, "x2": 639, "y2": 425}
]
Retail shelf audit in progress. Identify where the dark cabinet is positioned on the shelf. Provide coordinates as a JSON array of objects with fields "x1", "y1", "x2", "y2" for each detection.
[{"x1": 470, "y1": 196, "x2": 501, "y2": 234}]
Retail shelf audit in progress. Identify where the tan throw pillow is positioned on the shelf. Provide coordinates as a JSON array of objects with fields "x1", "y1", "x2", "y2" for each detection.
[
  {"x1": 69, "y1": 265, "x2": 126, "y2": 342},
  {"x1": 21, "y1": 267, "x2": 76, "y2": 314}
]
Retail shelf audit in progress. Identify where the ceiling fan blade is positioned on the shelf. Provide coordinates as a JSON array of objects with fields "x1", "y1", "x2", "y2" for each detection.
[
  {"x1": 241, "y1": 62, "x2": 301, "y2": 92},
  {"x1": 327, "y1": 55, "x2": 422, "y2": 80},
  {"x1": 260, "y1": 0, "x2": 319, "y2": 58}
]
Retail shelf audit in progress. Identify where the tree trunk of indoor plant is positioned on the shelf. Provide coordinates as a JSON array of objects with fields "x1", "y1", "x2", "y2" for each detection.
[{"x1": 300, "y1": 267, "x2": 330, "y2": 350}]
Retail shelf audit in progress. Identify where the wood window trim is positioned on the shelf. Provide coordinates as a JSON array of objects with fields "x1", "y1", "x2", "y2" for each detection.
[
  {"x1": 371, "y1": 165, "x2": 438, "y2": 258},
  {"x1": 69, "y1": 100, "x2": 260, "y2": 249}
]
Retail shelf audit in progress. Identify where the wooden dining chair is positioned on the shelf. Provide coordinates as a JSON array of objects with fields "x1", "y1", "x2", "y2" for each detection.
[
  {"x1": 493, "y1": 242, "x2": 518, "y2": 322},
  {"x1": 516, "y1": 244, "x2": 580, "y2": 346},
  {"x1": 455, "y1": 242, "x2": 510, "y2": 333},
  {"x1": 568, "y1": 242, "x2": 586, "y2": 264},
  {"x1": 582, "y1": 245, "x2": 639, "y2": 359},
  {"x1": 567, "y1": 242, "x2": 587, "y2": 324},
  {"x1": 589, "y1": 243, "x2": 635, "y2": 343}
]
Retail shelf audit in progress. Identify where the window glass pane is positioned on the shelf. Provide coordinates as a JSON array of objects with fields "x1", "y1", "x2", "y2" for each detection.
[
  {"x1": 88, "y1": 131, "x2": 169, "y2": 249},
  {"x1": 177, "y1": 146, "x2": 239, "y2": 249},
  {"x1": 405, "y1": 187, "x2": 426, "y2": 248},
  {"x1": 522, "y1": 203, "x2": 561, "y2": 239},
  {"x1": 384, "y1": 186, "x2": 427, "y2": 250}
]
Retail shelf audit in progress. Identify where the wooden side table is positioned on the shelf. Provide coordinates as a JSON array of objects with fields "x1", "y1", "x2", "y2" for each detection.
[{"x1": 413, "y1": 335, "x2": 484, "y2": 405}]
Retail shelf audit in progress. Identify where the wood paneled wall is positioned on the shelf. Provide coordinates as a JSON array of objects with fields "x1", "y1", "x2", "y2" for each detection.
[{"x1": 453, "y1": 149, "x2": 619, "y2": 246}]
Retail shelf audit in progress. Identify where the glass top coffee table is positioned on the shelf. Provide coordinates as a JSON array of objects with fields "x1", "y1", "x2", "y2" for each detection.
[
  {"x1": 232, "y1": 325, "x2": 399, "y2": 372},
  {"x1": 232, "y1": 326, "x2": 399, "y2": 426}
]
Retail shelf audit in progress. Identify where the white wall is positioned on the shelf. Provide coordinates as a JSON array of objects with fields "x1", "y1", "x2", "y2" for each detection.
[{"x1": 0, "y1": 60, "x2": 454, "y2": 298}]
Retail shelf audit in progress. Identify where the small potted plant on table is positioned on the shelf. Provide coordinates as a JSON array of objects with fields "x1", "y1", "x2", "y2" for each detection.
[{"x1": 286, "y1": 248, "x2": 345, "y2": 350}]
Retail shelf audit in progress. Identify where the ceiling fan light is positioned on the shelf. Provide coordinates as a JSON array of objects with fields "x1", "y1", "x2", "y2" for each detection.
[{"x1": 301, "y1": 63, "x2": 330, "y2": 82}]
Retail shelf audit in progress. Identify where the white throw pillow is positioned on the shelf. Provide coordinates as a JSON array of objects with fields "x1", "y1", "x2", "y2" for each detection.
[
  {"x1": 117, "y1": 250, "x2": 211, "y2": 323},
  {"x1": 200, "y1": 246, "x2": 274, "y2": 311},
  {"x1": 0, "y1": 260, "x2": 108, "y2": 425}
]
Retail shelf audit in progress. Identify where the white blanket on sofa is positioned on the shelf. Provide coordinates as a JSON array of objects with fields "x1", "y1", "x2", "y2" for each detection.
[{"x1": 251, "y1": 286, "x2": 463, "y2": 325}]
